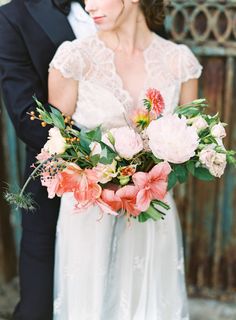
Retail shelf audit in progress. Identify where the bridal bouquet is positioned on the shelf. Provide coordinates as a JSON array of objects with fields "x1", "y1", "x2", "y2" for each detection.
[{"x1": 5, "y1": 90, "x2": 236, "y2": 222}]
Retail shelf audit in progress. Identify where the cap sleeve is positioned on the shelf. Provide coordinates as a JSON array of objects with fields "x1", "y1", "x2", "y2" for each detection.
[
  {"x1": 49, "y1": 40, "x2": 87, "y2": 81},
  {"x1": 178, "y1": 44, "x2": 202, "y2": 83}
]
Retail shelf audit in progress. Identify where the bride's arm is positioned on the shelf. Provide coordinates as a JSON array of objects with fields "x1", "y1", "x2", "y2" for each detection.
[
  {"x1": 48, "y1": 68, "x2": 78, "y2": 116},
  {"x1": 179, "y1": 79, "x2": 198, "y2": 105}
]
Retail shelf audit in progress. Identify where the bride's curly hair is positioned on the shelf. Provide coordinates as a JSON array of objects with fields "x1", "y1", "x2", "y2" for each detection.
[{"x1": 139, "y1": 0, "x2": 165, "y2": 32}]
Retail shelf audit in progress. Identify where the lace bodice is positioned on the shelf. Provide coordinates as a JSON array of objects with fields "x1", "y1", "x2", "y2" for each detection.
[{"x1": 50, "y1": 33, "x2": 202, "y2": 130}]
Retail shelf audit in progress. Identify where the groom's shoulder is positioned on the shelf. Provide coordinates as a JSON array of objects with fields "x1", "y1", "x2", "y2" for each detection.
[
  {"x1": 0, "y1": 0, "x2": 25, "y2": 14},
  {"x1": 0, "y1": 0, "x2": 28, "y2": 24}
]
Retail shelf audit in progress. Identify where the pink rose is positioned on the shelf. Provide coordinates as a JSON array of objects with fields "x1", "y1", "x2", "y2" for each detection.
[{"x1": 112, "y1": 126, "x2": 143, "y2": 160}]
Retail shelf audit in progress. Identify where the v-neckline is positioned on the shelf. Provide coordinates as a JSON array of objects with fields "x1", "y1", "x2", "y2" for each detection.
[{"x1": 94, "y1": 32, "x2": 156, "y2": 110}]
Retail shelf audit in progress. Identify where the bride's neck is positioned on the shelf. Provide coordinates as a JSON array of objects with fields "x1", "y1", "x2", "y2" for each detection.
[{"x1": 98, "y1": 15, "x2": 153, "y2": 55}]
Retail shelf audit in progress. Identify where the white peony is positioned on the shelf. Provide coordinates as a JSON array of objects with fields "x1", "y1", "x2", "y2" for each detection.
[
  {"x1": 189, "y1": 115, "x2": 208, "y2": 133},
  {"x1": 199, "y1": 146, "x2": 227, "y2": 177},
  {"x1": 146, "y1": 114, "x2": 199, "y2": 163},
  {"x1": 44, "y1": 127, "x2": 67, "y2": 155},
  {"x1": 211, "y1": 123, "x2": 226, "y2": 139},
  {"x1": 112, "y1": 126, "x2": 143, "y2": 160}
]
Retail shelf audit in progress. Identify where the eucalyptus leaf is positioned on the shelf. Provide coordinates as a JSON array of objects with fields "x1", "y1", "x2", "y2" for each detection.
[
  {"x1": 36, "y1": 108, "x2": 53, "y2": 124},
  {"x1": 50, "y1": 113, "x2": 65, "y2": 130}
]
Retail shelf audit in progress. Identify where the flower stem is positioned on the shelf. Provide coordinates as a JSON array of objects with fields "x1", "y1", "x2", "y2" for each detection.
[{"x1": 19, "y1": 159, "x2": 50, "y2": 197}]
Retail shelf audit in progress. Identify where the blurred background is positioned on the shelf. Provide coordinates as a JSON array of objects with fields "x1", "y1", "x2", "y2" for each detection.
[{"x1": 0, "y1": 0, "x2": 236, "y2": 319}]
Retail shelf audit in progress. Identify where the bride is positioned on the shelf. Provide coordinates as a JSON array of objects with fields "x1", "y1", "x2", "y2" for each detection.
[{"x1": 48, "y1": 0, "x2": 202, "y2": 319}]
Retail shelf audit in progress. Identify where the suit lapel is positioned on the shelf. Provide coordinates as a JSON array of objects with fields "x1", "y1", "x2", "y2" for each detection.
[{"x1": 24, "y1": 0, "x2": 75, "y2": 47}]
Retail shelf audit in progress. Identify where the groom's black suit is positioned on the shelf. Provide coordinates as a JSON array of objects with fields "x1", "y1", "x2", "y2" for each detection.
[{"x1": 0, "y1": 0, "x2": 80, "y2": 319}]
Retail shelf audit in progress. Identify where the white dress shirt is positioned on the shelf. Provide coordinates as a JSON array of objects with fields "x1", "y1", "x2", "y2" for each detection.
[{"x1": 67, "y1": 2, "x2": 97, "y2": 40}]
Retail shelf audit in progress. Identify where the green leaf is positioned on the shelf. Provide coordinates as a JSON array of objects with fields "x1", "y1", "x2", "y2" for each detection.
[
  {"x1": 186, "y1": 161, "x2": 195, "y2": 175},
  {"x1": 167, "y1": 171, "x2": 177, "y2": 190},
  {"x1": 90, "y1": 154, "x2": 100, "y2": 166},
  {"x1": 33, "y1": 95, "x2": 43, "y2": 108},
  {"x1": 150, "y1": 153, "x2": 162, "y2": 164},
  {"x1": 50, "y1": 107, "x2": 65, "y2": 129},
  {"x1": 50, "y1": 106, "x2": 62, "y2": 116},
  {"x1": 144, "y1": 205, "x2": 162, "y2": 221},
  {"x1": 138, "y1": 212, "x2": 151, "y2": 223},
  {"x1": 67, "y1": 148, "x2": 77, "y2": 157},
  {"x1": 173, "y1": 164, "x2": 188, "y2": 183},
  {"x1": 50, "y1": 113, "x2": 65, "y2": 130},
  {"x1": 99, "y1": 151, "x2": 116, "y2": 165},
  {"x1": 152, "y1": 199, "x2": 170, "y2": 210},
  {"x1": 193, "y1": 167, "x2": 215, "y2": 181},
  {"x1": 99, "y1": 141, "x2": 117, "y2": 164},
  {"x1": 86, "y1": 126, "x2": 102, "y2": 142},
  {"x1": 36, "y1": 108, "x2": 53, "y2": 124},
  {"x1": 79, "y1": 129, "x2": 91, "y2": 154}
]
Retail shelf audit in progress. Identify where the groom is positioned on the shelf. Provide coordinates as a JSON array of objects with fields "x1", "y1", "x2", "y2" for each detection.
[{"x1": 0, "y1": 0, "x2": 96, "y2": 319}]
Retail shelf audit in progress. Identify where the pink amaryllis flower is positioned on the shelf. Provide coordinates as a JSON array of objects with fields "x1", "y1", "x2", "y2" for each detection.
[
  {"x1": 145, "y1": 88, "x2": 165, "y2": 116},
  {"x1": 41, "y1": 171, "x2": 63, "y2": 199},
  {"x1": 36, "y1": 149, "x2": 51, "y2": 162},
  {"x1": 59, "y1": 163, "x2": 102, "y2": 204},
  {"x1": 116, "y1": 185, "x2": 141, "y2": 217},
  {"x1": 101, "y1": 189, "x2": 122, "y2": 212},
  {"x1": 132, "y1": 162, "x2": 171, "y2": 212}
]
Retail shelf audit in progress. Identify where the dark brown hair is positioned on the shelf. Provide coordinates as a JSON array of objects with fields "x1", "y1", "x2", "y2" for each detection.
[{"x1": 139, "y1": 0, "x2": 165, "y2": 32}]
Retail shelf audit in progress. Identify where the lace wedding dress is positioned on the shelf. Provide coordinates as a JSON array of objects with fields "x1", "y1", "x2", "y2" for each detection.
[{"x1": 50, "y1": 33, "x2": 202, "y2": 320}]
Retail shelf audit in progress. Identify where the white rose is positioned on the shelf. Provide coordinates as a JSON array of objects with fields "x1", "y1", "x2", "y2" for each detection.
[
  {"x1": 199, "y1": 147, "x2": 227, "y2": 177},
  {"x1": 44, "y1": 127, "x2": 67, "y2": 155},
  {"x1": 199, "y1": 147, "x2": 216, "y2": 167},
  {"x1": 190, "y1": 116, "x2": 208, "y2": 133},
  {"x1": 211, "y1": 123, "x2": 226, "y2": 139},
  {"x1": 209, "y1": 153, "x2": 227, "y2": 177}
]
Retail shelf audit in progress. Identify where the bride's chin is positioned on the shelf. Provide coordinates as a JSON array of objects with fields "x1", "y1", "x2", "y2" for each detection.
[{"x1": 95, "y1": 22, "x2": 117, "y2": 32}]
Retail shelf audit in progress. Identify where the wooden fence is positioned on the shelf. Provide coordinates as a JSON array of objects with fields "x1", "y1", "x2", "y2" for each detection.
[{"x1": 166, "y1": 0, "x2": 236, "y2": 300}]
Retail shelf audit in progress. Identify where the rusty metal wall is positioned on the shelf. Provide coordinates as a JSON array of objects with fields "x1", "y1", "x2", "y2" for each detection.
[{"x1": 166, "y1": 0, "x2": 236, "y2": 300}]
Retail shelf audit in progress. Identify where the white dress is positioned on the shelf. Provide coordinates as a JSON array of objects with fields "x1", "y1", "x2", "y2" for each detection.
[{"x1": 50, "y1": 33, "x2": 202, "y2": 320}]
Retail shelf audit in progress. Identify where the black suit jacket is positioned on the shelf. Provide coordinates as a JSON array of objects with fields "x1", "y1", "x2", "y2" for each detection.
[
  {"x1": 0, "y1": 0, "x2": 79, "y2": 233},
  {"x1": 0, "y1": 0, "x2": 76, "y2": 151}
]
